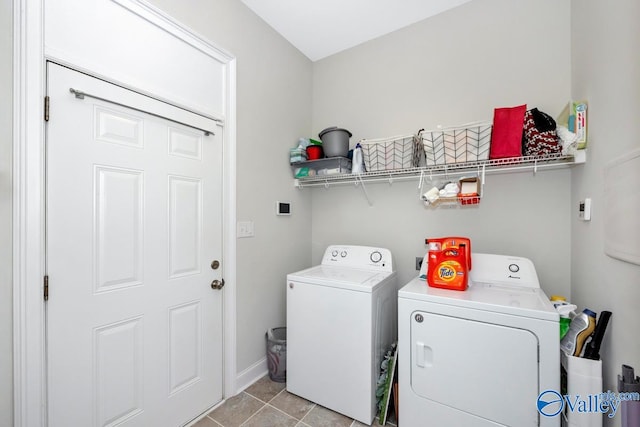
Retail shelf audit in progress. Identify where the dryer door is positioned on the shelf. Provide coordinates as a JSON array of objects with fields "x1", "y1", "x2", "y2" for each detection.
[{"x1": 411, "y1": 311, "x2": 539, "y2": 426}]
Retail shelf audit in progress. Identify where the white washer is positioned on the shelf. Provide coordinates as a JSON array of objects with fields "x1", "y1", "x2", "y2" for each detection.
[
  {"x1": 287, "y1": 245, "x2": 397, "y2": 425},
  {"x1": 398, "y1": 253, "x2": 560, "y2": 427}
]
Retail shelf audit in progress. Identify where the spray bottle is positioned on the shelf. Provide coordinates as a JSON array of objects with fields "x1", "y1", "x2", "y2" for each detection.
[
  {"x1": 560, "y1": 308, "x2": 596, "y2": 357},
  {"x1": 352, "y1": 143, "x2": 365, "y2": 174},
  {"x1": 550, "y1": 295, "x2": 577, "y2": 340}
]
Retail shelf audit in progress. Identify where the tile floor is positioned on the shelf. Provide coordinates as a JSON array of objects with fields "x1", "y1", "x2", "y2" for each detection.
[{"x1": 193, "y1": 375, "x2": 397, "y2": 427}]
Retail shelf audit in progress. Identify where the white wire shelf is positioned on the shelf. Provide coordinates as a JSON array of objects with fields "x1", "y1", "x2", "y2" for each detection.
[{"x1": 294, "y1": 152, "x2": 585, "y2": 188}]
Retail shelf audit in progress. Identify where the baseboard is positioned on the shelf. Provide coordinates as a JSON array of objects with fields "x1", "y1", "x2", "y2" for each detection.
[{"x1": 235, "y1": 357, "x2": 268, "y2": 394}]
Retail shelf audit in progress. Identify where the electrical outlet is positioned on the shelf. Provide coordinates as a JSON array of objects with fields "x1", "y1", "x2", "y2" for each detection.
[{"x1": 415, "y1": 256, "x2": 424, "y2": 271}]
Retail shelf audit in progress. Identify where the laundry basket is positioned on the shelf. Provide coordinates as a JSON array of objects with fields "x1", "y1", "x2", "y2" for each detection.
[
  {"x1": 266, "y1": 327, "x2": 287, "y2": 382},
  {"x1": 359, "y1": 134, "x2": 422, "y2": 171},
  {"x1": 419, "y1": 122, "x2": 492, "y2": 166}
]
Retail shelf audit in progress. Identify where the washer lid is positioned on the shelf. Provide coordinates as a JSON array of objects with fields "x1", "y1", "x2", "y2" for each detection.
[
  {"x1": 287, "y1": 265, "x2": 395, "y2": 292},
  {"x1": 398, "y1": 277, "x2": 558, "y2": 321}
]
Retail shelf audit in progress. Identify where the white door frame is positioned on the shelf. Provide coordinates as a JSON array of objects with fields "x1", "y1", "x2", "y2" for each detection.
[{"x1": 12, "y1": 1, "x2": 237, "y2": 426}]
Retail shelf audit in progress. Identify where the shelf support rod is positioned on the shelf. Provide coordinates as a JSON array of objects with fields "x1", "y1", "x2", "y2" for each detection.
[
  {"x1": 355, "y1": 175, "x2": 373, "y2": 206},
  {"x1": 481, "y1": 163, "x2": 486, "y2": 197}
]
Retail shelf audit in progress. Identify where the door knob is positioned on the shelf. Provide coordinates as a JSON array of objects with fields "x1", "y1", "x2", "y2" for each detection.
[{"x1": 211, "y1": 279, "x2": 225, "y2": 290}]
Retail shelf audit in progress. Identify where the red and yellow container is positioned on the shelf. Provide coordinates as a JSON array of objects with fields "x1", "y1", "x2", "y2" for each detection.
[{"x1": 426, "y1": 237, "x2": 472, "y2": 291}]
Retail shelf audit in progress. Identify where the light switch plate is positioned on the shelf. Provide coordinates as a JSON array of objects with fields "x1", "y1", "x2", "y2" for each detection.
[{"x1": 237, "y1": 221, "x2": 255, "y2": 238}]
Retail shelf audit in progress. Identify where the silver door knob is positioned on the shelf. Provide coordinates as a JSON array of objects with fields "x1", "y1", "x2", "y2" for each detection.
[{"x1": 211, "y1": 279, "x2": 225, "y2": 290}]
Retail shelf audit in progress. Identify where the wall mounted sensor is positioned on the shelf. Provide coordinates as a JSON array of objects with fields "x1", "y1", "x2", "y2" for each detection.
[
  {"x1": 276, "y1": 201, "x2": 291, "y2": 216},
  {"x1": 579, "y1": 198, "x2": 592, "y2": 221}
]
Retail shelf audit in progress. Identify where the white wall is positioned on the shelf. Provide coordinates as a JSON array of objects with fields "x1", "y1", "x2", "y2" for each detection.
[
  {"x1": 310, "y1": 172, "x2": 572, "y2": 296},
  {"x1": 1, "y1": 0, "x2": 13, "y2": 424},
  {"x1": 571, "y1": 1, "x2": 640, "y2": 425},
  {"x1": 310, "y1": 0, "x2": 573, "y2": 298},
  {"x1": 146, "y1": 0, "x2": 313, "y2": 380}
]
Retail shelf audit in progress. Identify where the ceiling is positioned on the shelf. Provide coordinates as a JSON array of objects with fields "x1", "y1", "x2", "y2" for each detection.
[{"x1": 240, "y1": 0, "x2": 473, "y2": 61}]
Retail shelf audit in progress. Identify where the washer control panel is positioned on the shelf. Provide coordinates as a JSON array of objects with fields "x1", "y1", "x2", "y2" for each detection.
[
  {"x1": 469, "y1": 253, "x2": 540, "y2": 288},
  {"x1": 321, "y1": 245, "x2": 394, "y2": 272}
]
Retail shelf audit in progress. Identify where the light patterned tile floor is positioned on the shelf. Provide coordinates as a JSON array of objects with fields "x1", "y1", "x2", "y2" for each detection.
[{"x1": 193, "y1": 376, "x2": 397, "y2": 427}]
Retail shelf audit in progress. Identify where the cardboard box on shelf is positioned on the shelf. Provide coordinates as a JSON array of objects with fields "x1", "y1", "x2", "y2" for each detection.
[
  {"x1": 458, "y1": 177, "x2": 480, "y2": 205},
  {"x1": 557, "y1": 101, "x2": 588, "y2": 149}
]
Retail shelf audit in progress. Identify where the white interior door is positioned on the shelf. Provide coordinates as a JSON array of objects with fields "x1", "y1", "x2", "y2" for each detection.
[{"x1": 46, "y1": 63, "x2": 224, "y2": 427}]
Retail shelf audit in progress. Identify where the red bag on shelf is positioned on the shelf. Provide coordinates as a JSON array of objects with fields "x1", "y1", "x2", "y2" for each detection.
[{"x1": 489, "y1": 104, "x2": 527, "y2": 159}]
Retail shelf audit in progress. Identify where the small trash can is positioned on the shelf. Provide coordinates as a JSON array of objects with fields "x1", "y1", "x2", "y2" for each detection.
[{"x1": 266, "y1": 327, "x2": 287, "y2": 383}]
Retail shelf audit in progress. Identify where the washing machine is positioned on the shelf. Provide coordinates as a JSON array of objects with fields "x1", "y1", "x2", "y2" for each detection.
[
  {"x1": 398, "y1": 253, "x2": 560, "y2": 427},
  {"x1": 287, "y1": 245, "x2": 397, "y2": 425}
]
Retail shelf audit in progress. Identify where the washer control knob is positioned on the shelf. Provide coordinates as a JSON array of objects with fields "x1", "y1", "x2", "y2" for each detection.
[
  {"x1": 341, "y1": 251, "x2": 347, "y2": 258},
  {"x1": 331, "y1": 250, "x2": 338, "y2": 257},
  {"x1": 508, "y1": 263, "x2": 520, "y2": 273},
  {"x1": 370, "y1": 251, "x2": 383, "y2": 263}
]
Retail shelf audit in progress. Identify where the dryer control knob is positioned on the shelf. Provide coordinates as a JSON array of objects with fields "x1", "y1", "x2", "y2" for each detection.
[
  {"x1": 341, "y1": 251, "x2": 347, "y2": 258},
  {"x1": 331, "y1": 250, "x2": 339, "y2": 257},
  {"x1": 370, "y1": 251, "x2": 382, "y2": 263},
  {"x1": 508, "y1": 263, "x2": 520, "y2": 273}
]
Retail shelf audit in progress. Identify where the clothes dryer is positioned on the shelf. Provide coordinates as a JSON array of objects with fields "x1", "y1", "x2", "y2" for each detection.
[
  {"x1": 287, "y1": 245, "x2": 397, "y2": 425},
  {"x1": 398, "y1": 253, "x2": 560, "y2": 426}
]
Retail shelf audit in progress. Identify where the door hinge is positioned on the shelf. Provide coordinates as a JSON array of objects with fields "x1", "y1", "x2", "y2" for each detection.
[
  {"x1": 44, "y1": 96, "x2": 50, "y2": 122},
  {"x1": 44, "y1": 275, "x2": 49, "y2": 301}
]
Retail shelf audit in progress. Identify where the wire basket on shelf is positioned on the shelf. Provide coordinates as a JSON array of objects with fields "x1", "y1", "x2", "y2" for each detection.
[
  {"x1": 359, "y1": 134, "x2": 422, "y2": 172},
  {"x1": 419, "y1": 121, "x2": 492, "y2": 167},
  {"x1": 421, "y1": 175, "x2": 482, "y2": 208}
]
